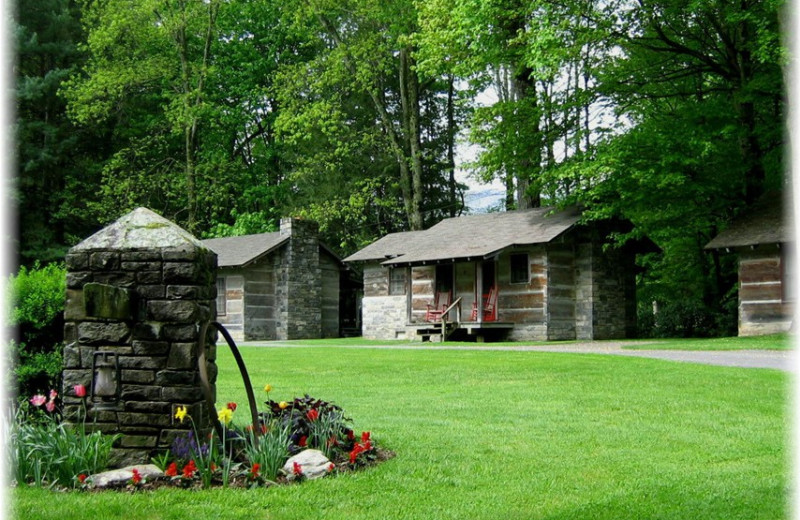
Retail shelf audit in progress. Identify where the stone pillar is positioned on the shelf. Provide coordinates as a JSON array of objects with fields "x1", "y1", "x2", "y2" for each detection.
[
  {"x1": 277, "y1": 218, "x2": 321, "y2": 339},
  {"x1": 62, "y1": 207, "x2": 218, "y2": 467}
]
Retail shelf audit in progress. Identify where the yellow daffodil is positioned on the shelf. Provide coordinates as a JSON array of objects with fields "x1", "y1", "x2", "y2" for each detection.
[
  {"x1": 217, "y1": 407, "x2": 233, "y2": 426},
  {"x1": 278, "y1": 401, "x2": 288, "y2": 410},
  {"x1": 264, "y1": 384, "x2": 273, "y2": 393},
  {"x1": 174, "y1": 406, "x2": 188, "y2": 423}
]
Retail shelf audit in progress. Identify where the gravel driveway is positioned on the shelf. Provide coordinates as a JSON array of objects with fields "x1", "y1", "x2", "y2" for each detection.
[{"x1": 243, "y1": 340, "x2": 795, "y2": 372}]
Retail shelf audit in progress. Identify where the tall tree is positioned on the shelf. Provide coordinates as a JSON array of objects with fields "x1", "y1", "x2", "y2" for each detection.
[
  {"x1": 14, "y1": 0, "x2": 106, "y2": 265},
  {"x1": 279, "y1": 0, "x2": 462, "y2": 231}
]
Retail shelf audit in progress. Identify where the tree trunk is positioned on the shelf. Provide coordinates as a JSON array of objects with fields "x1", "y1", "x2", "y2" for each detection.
[
  {"x1": 317, "y1": 14, "x2": 424, "y2": 230},
  {"x1": 446, "y1": 74, "x2": 458, "y2": 217},
  {"x1": 512, "y1": 66, "x2": 540, "y2": 209},
  {"x1": 400, "y1": 47, "x2": 424, "y2": 230}
]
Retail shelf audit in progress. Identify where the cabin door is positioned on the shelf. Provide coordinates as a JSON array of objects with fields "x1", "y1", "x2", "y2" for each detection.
[{"x1": 475, "y1": 260, "x2": 497, "y2": 322}]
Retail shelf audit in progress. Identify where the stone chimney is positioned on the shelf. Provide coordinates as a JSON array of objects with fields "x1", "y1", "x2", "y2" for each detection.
[
  {"x1": 276, "y1": 218, "x2": 321, "y2": 339},
  {"x1": 62, "y1": 207, "x2": 218, "y2": 467}
]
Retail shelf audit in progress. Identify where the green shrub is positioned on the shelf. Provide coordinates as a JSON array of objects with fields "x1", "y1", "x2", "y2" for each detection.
[
  {"x1": 637, "y1": 300, "x2": 736, "y2": 338},
  {"x1": 6, "y1": 262, "x2": 66, "y2": 396}
]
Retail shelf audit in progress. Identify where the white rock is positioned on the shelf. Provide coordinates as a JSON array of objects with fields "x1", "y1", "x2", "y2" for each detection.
[
  {"x1": 282, "y1": 449, "x2": 333, "y2": 481},
  {"x1": 88, "y1": 464, "x2": 164, "y2": 488}
]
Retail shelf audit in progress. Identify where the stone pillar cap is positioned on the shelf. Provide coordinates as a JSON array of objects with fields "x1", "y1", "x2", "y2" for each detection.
[{"x1": 70, "y1": 207, "x2": 209, "y2": 252}]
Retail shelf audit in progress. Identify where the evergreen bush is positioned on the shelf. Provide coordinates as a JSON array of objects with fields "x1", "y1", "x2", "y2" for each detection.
[{"x1": 6, "y1": 263, "x2": 66, "y2": 396}]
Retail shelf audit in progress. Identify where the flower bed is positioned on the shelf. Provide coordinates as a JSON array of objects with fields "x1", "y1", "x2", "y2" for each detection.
[{"x1": 11, "y1": 385, "x2": 392, "y2": 491}]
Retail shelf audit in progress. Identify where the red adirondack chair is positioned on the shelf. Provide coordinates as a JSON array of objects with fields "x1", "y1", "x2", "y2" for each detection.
[
  {"x1": 471, "y1": 286, "x2": 497, "y2": 322},
  {"x1": 425, "y1": 291, "x2": 452, "y2": 322}
]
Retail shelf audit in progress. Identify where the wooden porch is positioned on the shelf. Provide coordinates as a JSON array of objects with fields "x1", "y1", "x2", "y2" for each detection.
[
  {"x1": 408, "y1": 320, "x2": 514, "y2": 342},
  {"x1": 409, "y1": 296, "x2": 513, "y2": 342}
]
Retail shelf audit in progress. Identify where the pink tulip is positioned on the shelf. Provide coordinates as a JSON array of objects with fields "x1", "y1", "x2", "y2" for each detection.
[
  {"x1": 45, "y1": 400, "x2": 56, "y2": 413},
  {"x1": 49, "y1": 389, "x2": 58, "y2": 400},
  {"x1": 30, "y1": 395, "x2": 46, "y2": 407},
  {"x1": 74, "y1": 384, "x2": 87, "y2": 397}
]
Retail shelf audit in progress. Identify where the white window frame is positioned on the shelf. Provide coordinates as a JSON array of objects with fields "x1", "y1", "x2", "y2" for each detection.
[{"x1": 216, "y1": 277, "x2": 227, "y2": 316}]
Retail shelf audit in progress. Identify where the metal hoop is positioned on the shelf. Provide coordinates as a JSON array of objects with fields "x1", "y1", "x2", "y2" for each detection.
[{"x1": 197, "y1": 321, "x2": 261, "y2": 446}]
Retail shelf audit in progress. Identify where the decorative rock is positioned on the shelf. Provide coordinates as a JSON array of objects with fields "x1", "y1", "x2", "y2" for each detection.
[
  {"x1": 87, "y1": 464, "x2": 164, "y2": 488},
  {"x1": 282, "y1": 449, "x2": 333, "y2": 481}
]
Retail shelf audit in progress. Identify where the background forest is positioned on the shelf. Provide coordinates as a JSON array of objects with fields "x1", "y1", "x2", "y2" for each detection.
[{"x1": 13, "y1": 0, "x2": 787, "y2": 338}]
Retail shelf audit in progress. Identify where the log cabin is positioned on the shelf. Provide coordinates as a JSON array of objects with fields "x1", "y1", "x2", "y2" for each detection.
[
  {"x1": 705, "y1": 195, "x2": 794, "y2": 336},
  {"x1": 345, "y1": 207, "x2": 655, "y2": 342},
  {"x1": 202, "y1": 219, "x2": 355, "y2": 341}
]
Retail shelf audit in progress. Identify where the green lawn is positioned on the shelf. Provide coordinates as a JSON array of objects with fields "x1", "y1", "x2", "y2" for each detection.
[
  {"x1": 256, "y1": 333, "x2": 793, "y2": 351},
  {"x1": 12, "y1": 346, "x2": 790, "y2": 520},
  {"x1": 622, "y1": 333, "x2": 793, "y2": 351}
]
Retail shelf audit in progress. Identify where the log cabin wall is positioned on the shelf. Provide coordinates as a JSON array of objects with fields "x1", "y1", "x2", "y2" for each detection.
[
  {"x1": 738, "y1": 247, "x2": 792, "y2": 335},
  {"x1": 244, "y1": 259, "x2": 277, "y2": 340},
  {"x1": 499, "y1": 245, "x2": 549, "y2": 341},
  {"x1": 215, "y1": 259, "x2": 277, "y2": 341},
  {"x1": 216, "y1": 271, "x2": 245, "y2": 340},
  {"x1": 410, "y1": 266, "x2": 435, "y2": 323}
]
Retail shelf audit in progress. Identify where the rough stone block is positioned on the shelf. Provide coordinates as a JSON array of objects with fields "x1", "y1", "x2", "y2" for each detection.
[
  {"x1": 118, "y1": 412, "x2": 171, "y2": 427},
  {"x1": 155, "y1": 370, "x2": 198, "y2": 386},
  {"x1": 161, "y1": 245, "x2": 200, "y2": 262},
  {"x1": 147, "y1": 300, "x2": 200, "y2": 323},
  {"x1": 78, "y1": 322, "x2": 131, "y2": 345},
  {"x1": 163, "y1": 262, "x2": 202, "y2": 284},
  {"x1": 166, "y1": 285, "x2": 213, "y2": 300},
  {"x1": 124, "y1": 401, "x2": 171, "y2": 414},
  {"x1": 119, "y1": 356, "x2": 167, "y2": 370},
  {"x1": 132, "y1": 340, "x2": 170, "y2": 356},
  {"x1": 66, "y1": 271, "x2": 92, "y2": 289},
  {"x1": 121, "y1": 370, "x2": 156, "y2": 384},
  {"x1": 121, "y1": 261, "x2": 161, "y2": 272},
  {"x1": 65, "y1": 252, "x2": 89, "y2": 270},
  {"x1": 62, "y1": 369, "x2": 92, "y2": 389},
  {"x1": 136, "y1": 271, "x2": 162, "y2": 284},
  {"x1": 121, "y1": 385, "x2": 163, "y2": 401},
  {"x1": 135, "y1": 285, "x2": 166, "y2": 299},
  {"x1": 63, "y1": 344, "x2": 81, "y2": 369},
  {"x1": 118, "y1": 435, "x2": 158, "y2": 449},
  {"x1": 121, "y1": 250, "x2": 163, "y2": 262},
  {"x1": 93, "y1": 272, "x2": 136, "y2": 288},
  {"x1": 167, "y1": 343, "x2": 195, "y2": 370},
  {"x1": 162, "y1": 386, "x2": 205, "y2": 402},
  {"x1": 132, "y1": 322, "x2": 163, "y2": 341},
  {"x1": 163, "y1": 324, "x2": 197, "y2": 341},
  {"x1": 90, "y1": 252, "x2": 121, "y2": 271},
  {"x1": 64, "y1": 322, "x2": 78, "y2": 342},
  {"x1": 64, "y1": 289, "x2": 85, "y2": 321}
]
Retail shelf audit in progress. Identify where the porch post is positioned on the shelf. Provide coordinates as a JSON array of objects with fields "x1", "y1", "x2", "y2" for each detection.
[{"x1": 476, "y1": 262, "x2": 483, "y2": 324}]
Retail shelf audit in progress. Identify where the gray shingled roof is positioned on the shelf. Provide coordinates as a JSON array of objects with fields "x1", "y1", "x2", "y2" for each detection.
[
  {"x1": 344, "y1": 206, "x2": 582, "y2": 266},
  {"x1": 705, "y1": 195, "x2": 793, "y2": 249},
  {"x1": 201, "y1": 232, "x2": 289, "y2": 267}
]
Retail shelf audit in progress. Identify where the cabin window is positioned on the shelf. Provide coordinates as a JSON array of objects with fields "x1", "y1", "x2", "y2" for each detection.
[
  {"x1": 510, "y1": 253, "x2": 530, "y2": 284},
  {"x1": 216, "y1": 277, "x2": 227, "y2": 316},
  {"x1": 389, "y1": 267, "x2": 406, "y2": 295}
]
